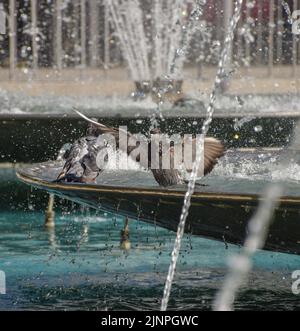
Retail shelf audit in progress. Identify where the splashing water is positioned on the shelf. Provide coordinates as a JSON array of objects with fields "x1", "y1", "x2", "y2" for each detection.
[
  {"x1": 213, "y1": 121, "x2": 300, "y2": 311},
  {"x1": 107, "y1": 0, "x2": 208, "y2": 82},
  {"x1": 150, "y1": 0, "x2": 207, "y2": 129},
  {"x1": 167, "y1": 0, "x2": 207, "y2": 80},
  {"x1": 107, "y1": 0, "x2": 207, "y2": 130},
  {"x1": 108, "y1": 0, "x2": 151, "y2": 82},
  {"x1": 161, "y1": 0, "x2": 244, "y2": 311}
]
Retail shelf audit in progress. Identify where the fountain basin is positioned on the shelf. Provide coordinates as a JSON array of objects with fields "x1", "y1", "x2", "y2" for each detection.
[{"x1": 16, "y1": 149, "x2": 300, "y2": 256}]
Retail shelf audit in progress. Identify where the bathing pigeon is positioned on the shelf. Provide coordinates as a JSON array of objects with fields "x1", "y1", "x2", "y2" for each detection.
[
  {"x1": 56, "y1": 119, "x2": 107, "y2": 183},
  {"x1": 73, "y1": 111, "x2": 225, "y2": 187}
]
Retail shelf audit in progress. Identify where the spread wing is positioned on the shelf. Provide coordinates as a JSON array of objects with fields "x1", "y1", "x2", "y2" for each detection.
[
  {"x1": 182, "y1": 137, "x2": 225, "y2": 176},
  {"x1": 203, "y1": 137, "x2": 225, "y2": 175}
]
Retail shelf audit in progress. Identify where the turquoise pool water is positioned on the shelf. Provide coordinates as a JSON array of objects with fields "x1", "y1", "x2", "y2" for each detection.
[
  {"x1": 1, "y1": 168, "x2": 300, "y2": 311},
  {"x1": 0, "y1": 208, "x2": 300, "y2": 311}
]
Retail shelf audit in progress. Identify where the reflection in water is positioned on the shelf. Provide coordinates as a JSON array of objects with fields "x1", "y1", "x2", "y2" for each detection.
[
  {"x1": 46, "y1": 226, "x2": 58, "y2": 251},
  {"x1": 45, "y1": 194, "x2": 55, "y2": 229},
  {"x1": 120, "y1": 218, "x2": 131, "y2": 251},
  {"x1": 82, "y1": 224, "x2": 89, "y2": 243}
]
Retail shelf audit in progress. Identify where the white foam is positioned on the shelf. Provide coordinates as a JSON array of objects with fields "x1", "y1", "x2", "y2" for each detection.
[
  {"x1": 212, "y1": 154, "x2": 300, "y2": 183},
  {"x1": 1, "y1": 88, "x2": 300, "y2": 116}
]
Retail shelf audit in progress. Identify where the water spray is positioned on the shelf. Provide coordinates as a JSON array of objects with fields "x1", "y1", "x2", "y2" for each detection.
[
  {"x1": 161, "y1": 0, "x2": 244, "y2": 311},
  {"x1": 213, "y1": 119, "x2": 300, "y2": 311}
]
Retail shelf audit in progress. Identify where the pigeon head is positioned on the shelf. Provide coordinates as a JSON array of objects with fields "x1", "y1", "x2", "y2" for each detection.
[{"x1": 86, "y1": 118, "x2": 101, "y2": 136}]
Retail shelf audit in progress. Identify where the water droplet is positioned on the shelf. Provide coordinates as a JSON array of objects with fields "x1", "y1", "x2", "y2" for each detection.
[
  {"x1": 254, "y1": 125, "x2": 263, "y2": 133},
  {"x1": 176, "y1": 48, "x2": 185, "y2": 56}
]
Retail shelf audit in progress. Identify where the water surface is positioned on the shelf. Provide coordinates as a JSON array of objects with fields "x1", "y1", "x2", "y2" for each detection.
[{"x1": 0, "y1": 208, "x2": 300, "y2": 311}]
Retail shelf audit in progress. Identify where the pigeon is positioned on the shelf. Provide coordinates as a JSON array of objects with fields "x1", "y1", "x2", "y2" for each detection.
[
  {"x1": 56, "y1": 119, "x2": 107, "y2": 183},
  {"x1": 72, "y1": 111, "x2": 225, "y2": 187}
]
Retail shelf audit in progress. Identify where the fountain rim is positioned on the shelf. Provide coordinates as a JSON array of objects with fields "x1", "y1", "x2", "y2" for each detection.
[
  {"x1": 2, "y1": 111, "x2": 300, "y2": 121},
  {"x1": 16, "y1": 166, "x2": 300, "y2": 205}
]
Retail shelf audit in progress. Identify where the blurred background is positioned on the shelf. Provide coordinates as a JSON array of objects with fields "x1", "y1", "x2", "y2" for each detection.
[{"x1": 0, "y1": 0, "x2": 299, "y2": 96}]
